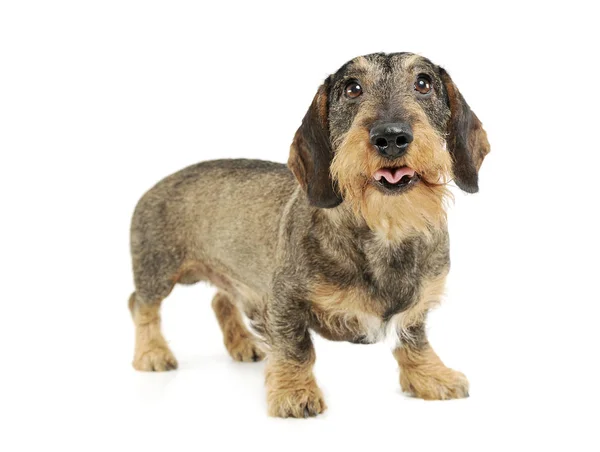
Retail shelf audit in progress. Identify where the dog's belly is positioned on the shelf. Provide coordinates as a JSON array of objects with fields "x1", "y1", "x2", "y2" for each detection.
[{"x1": 177, "y1": 259, "x2": 268, "y2": 322}]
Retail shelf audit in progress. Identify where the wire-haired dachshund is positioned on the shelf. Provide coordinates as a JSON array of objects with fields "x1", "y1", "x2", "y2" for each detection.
[{"x1": 128, "y1": 52, "x2": 490, "y2": 417}]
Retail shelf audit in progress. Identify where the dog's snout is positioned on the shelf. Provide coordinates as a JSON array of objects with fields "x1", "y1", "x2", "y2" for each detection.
[{"x1": 369, "y1": 123, "x2": 414, "y2": 159}]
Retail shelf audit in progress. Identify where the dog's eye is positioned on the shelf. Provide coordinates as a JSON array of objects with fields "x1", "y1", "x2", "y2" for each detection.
[
  {"x1": 344, "y1": 81, "x2": 363, "y2": 99},
  {"x1": 414, "y1": 75, "x2": 432, "y2": 95}
]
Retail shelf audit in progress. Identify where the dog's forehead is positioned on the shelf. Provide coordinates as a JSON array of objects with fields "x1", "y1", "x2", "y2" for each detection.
[{"x1": 332, "y1": 53, "x2": 436, "y2": 82}]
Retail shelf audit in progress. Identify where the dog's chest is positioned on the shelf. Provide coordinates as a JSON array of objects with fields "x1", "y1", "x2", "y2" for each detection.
[
  {"x1": 309, "y1": 276, "x2": 420, "y2": 344},
  {"x1": 308, "y1": 232, "x2": 449, "y2": 344}
]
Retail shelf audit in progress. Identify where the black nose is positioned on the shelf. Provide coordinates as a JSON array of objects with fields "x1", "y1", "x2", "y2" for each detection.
[{"x1": 369, "y1": 122, "x2": 414, "y2": 159}]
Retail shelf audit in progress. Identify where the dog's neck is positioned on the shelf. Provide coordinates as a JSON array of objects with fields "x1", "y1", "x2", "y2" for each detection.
[{"x1": 319, "y1": 200, "x2": 447, "y2": 245}]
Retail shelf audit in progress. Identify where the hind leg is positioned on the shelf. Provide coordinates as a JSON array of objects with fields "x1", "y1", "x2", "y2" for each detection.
[
  {"x1": 212, "y1": 291, "x2": 265, "y2": 362},
  {"x1": 129, "y1": 292, "x2": 178, "y2": 371}
]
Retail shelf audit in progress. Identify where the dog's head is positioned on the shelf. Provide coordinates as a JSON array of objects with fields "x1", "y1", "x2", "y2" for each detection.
[{"x1": 288, "y1": 53, "x2": 490, "y2": 238}]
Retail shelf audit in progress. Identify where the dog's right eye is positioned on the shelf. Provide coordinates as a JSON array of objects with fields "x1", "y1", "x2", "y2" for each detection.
[{"x1": 344, "y1": 81, "x2": 363, "y2": 99}]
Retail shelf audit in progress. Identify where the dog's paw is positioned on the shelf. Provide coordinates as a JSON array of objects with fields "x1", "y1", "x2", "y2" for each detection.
[
  {"x1": 226, "y1": 335, "x2": 266, "y2": 362},
  {"x1": 400, "y1": 367, "x2": 469, "y2": 400},
  {"x1": 133, "y1": 345, "x2": 178, "y2": 372},
  {"x1": 267, "y1": 382, "x2": 327, "y2": 418}
]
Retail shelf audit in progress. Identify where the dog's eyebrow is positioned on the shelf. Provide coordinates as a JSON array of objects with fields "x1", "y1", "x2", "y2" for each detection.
[
  {"x1": 339, "y1": 71, "x2": 368, "y2": 82},
  {"x1": 398, "y1": 56, "x2": 436, "y2": 75},
  {"x1": 351, "y1": 56, "x2": 373, "y2": 71},
  {"x1": 400, "y1": 53, "x2": 425, "y2": 69},
  {"x1": 332, "y1": 56, "x2": 374, "y2": 83},
  {"x1": 334, "y1": 65, "x2": 369, "y2": 81}
]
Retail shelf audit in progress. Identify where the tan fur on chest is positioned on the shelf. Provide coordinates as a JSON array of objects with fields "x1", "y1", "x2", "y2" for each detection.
[{"x1": 310, "y1": 273, "x2": 447, "y2": 344}]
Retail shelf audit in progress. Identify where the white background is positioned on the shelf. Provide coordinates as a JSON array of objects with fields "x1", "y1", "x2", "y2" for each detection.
[{"x1": 1, "y1": 1, "x2": 599, "y2": 451}]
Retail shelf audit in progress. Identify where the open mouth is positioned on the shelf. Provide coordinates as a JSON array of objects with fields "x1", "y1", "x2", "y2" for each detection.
[{"x1": 372, "y1": 166, "x2": 420, "y2": 194}]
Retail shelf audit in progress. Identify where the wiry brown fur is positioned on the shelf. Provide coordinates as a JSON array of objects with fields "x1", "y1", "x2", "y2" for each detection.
[{"x1": 127, "y1": 53, "x2": 490, "y2": 417}]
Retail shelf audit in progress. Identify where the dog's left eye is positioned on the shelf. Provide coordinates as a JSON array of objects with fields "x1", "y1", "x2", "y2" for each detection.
[{"x1": 414, "y1": 75, "x2": 433, "y2": 95}]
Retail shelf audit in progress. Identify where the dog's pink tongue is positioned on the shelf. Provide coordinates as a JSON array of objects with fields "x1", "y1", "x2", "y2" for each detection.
[{"x1": 373, "y1": 167, "x2": 415, "y2": 184}]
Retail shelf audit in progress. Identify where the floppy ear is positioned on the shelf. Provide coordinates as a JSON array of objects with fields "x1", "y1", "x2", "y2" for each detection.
[
  {"x1": 439, "y1": 68, "x2": 490, "y2": 193},
  {"x1": 288, "y1": 77, "x2": 342, "y2": 208}
]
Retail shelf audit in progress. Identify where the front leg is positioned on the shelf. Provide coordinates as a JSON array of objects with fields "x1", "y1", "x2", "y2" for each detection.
[
  {"x1": 393, "y1": 323, "x2": 469, "y2": 400},
  {"x1": 264, "y1": 294, "x2": 326, "y2": 418}
]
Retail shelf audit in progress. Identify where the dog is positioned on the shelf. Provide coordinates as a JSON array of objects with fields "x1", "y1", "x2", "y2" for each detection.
[{"x1": 128, "y1": 52, "x2": 490, "y2": 418}]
